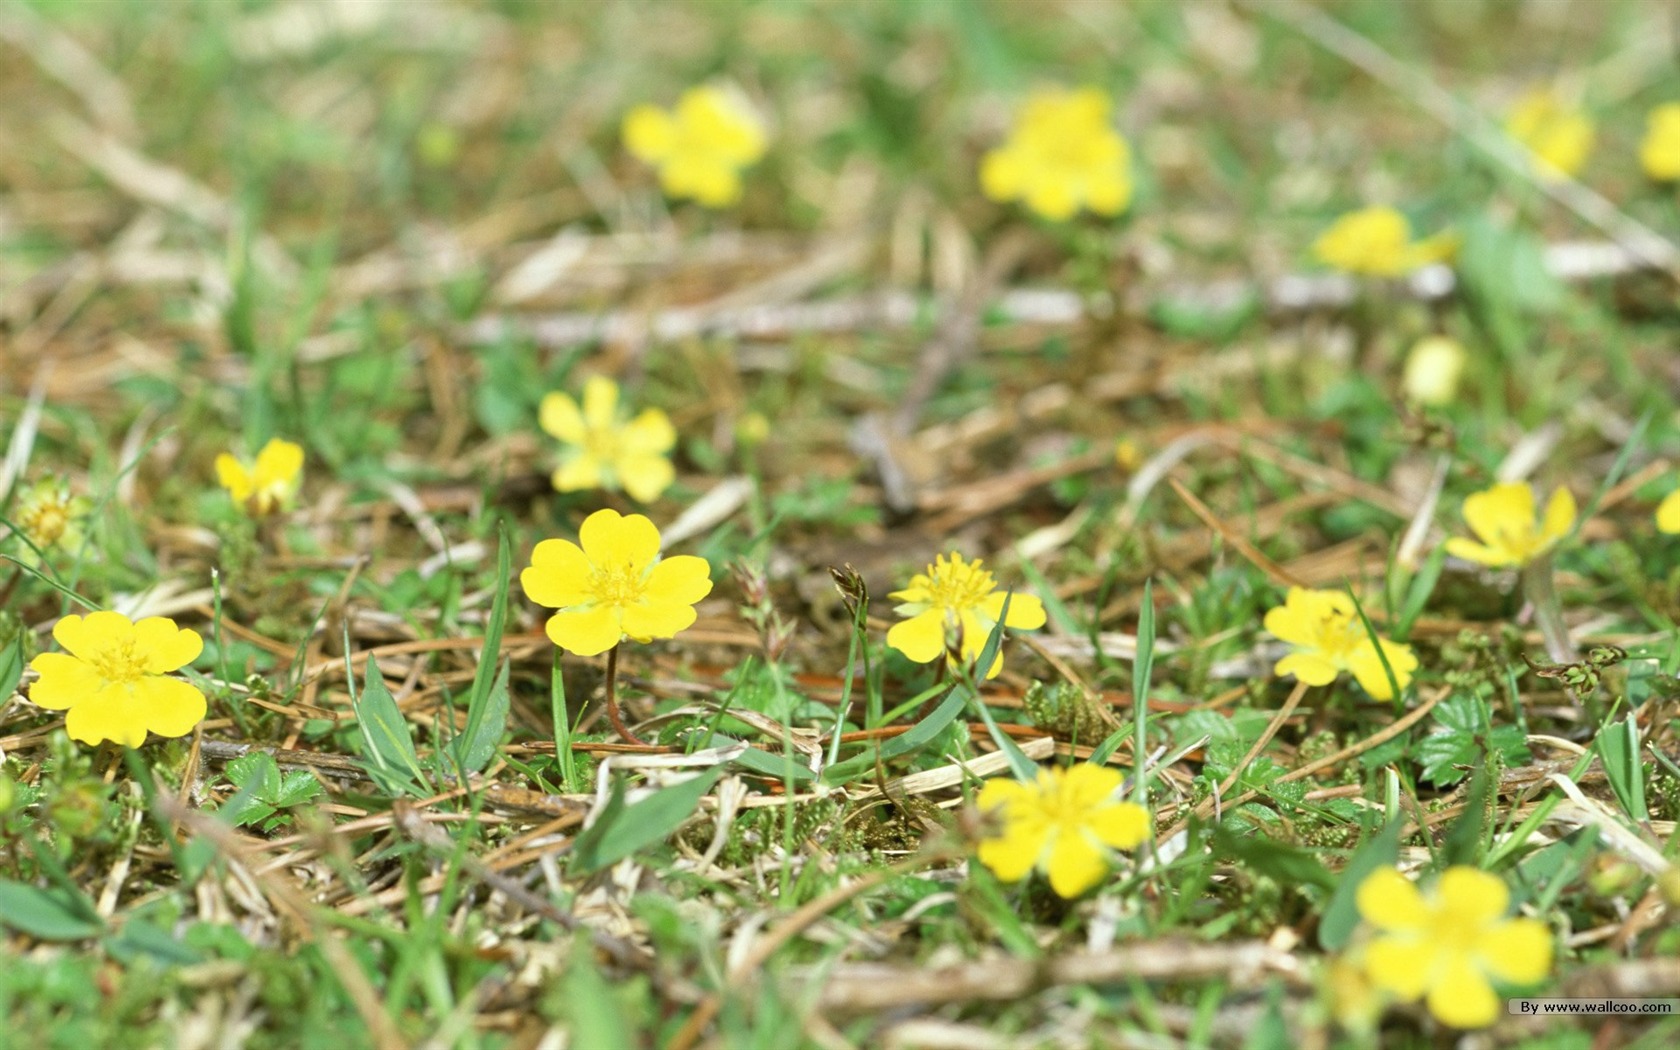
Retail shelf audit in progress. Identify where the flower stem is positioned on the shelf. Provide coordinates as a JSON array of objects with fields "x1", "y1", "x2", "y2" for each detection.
[
  {"x1": 601, "y1": 644, "x2": 648, "y2": 747},
  {"x1": 1523, "y1": 555, "x2": 1577, "y2": 665}
]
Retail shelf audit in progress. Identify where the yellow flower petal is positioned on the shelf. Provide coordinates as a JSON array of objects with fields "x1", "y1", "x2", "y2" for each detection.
[
  {"x1": 979, "y1": 148, "x2": 1025, "y2": 201},
  {"x1": 25, "y1": 652, "x2": 99, "y2": 711},
  {"x1": 621, "y1": 409, "x2": 676, "y2": 455},
  {"x1": 643, "y1": 555, "x2": 713, "y2": 607},
  {"x1": 133, "y1": 618, "x2": 202, "y2": 674},
  {"x1": 621, "y1": 597, "x2": 699, "y2": 642},
  {"x1": 253, "y1": 439, "x2": 303, "y2": 490},
  {"x1": 132, "y1": 675, "x2": 208, "y2": 739},
  {"x1": 617, "y1": 453, "x2": 675, "y2": 503},
  {"x1": 622, "y1": 104, "x2": 676, "y2": 162},
  {"x1": 887, "y1": 609, "x2": 947, "y2": 664},
  {"x1": 581, "y1": 375, "x2": 620, "y2": 432},
  {"x1": 1463, "y1": 482, "x2": 1535, "y2": 550},
  {"x1": 1346, "y1": 639, "x2": 1417, "y2": 700},
  {"x1": 1059, "y1": 762, "x2": 1124, "y2": 808},
  {"x1": 1658, "y1": 489, "x2": 1680, "y2": 535},
  {"x1": 1443, "y1": 536, "x2": 1509, "y2": 567},
  {"x1": 1540, "y1": 486, "x2": 1576, "y2": 546},
  {"x1": 215, "y1": 453, "x2": 253, "y2": 502},
  {"x1": 544, "y1": 606, "x2": 623, "y2": 656},
  {"x1": 976, "y1": 776, "x2": 1034, "y2": 811},
  {"x1": 49, "y1": 613, "x2": 94, "y2": 660},
  {"x1": 1477, "y1": 917, "x2": 1553, "y2": 985},
  {"x1": 578, "y1": 509, "x2": 659, "y2": 572},
  {"x1": 980, "y1": 591, "x2": 1048, "y2": 631},
  {"x1": 1426, "y1": 955, "x2": 1499, "y2": 1028},
  {"x1": 64, "y1": 683, "x2": 151, "y2": 748},
  {"x1": 1356, "y1": 867, "x2": 1428, "y2": 931},
  {"x1": 1085, "y1": 800, "x2": 1150, "y2": 850},
  {"x1": 539, "y1": 392, "x2": 586, "y2": 444},
  {"x1": 1363, "y1": 935, "x2": 1434, "y2": 1001},
  {"x1": 977, "y1": 823, "x2": 1047, "y2": 884},
  {"x1": 1436, "y1": 866, "x2": 1509, "y2": 926},
  {"x1": 521, "y1": 539, "x2": 593, "y2": 609},
  {"x1": 1044, "y1": 827, "x2": 1109, "y2": 897},
  {"x1": 1274, "y1": 651, "x2": 1340, "y2": 687},
  {"x1": 552, "y1": 455, "x2": 605, "y2": 494}
]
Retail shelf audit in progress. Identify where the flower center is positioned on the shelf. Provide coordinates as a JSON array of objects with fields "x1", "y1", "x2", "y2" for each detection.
[
  {"x1": 582, "y1": 424, "x2": 624, "y2": 465},
  {"x1": 588, "y1": 564, "x2": 648, "y2": 609},
  {"x1": 1309, "y1": 608, "x2": 1367, "y2": 663},
  {"x1": 86, "y1": 640, "x2": 148, "y2": 687},
  {"x1": 23, "y1": 504, "x2": 68, "y2": 546},
  {"x1": 926, "y1": 557, "x2": 998, "y2": 613}
]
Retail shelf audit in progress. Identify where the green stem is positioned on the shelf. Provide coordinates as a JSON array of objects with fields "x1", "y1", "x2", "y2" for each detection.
[{"x1": 1523, "y1": 555, "x2": 1577, "y2": 664}]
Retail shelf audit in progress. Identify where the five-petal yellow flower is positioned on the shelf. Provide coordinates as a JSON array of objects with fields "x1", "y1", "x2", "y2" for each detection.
[
  {"x1": 1356, "y1": 865, "x2": 1552, "y2": 1028},
  {"x1": 521, "y1": 508, "x2": 712, "y2": 656},
  {"x1": 887, "y1": 552, "x2": 1046, "y2": 679},
  {"x1": 1445, "y1": 481, "x2": 1576, "y2": 568},
  {"x1": 980, "y1": 86, "x2": 1133, "y2": 221},
  {"x1": 1263, "y1": 587, "x2": 1418, "y2": 700},
  {"x1": 216, "y1": 438, "x2": 304, "y2": 517},
  {"x1": 1640, "y1": 102, "x2": 1680, "y2": 182},
  {"x1": 540, "y1": 375, "x2": 677, "y2": 503},
  {"x1": 976, "y1": 763, "x2": 1150, "y2": 898},
  {"x1": 622, "y1": 84, "x2": 768, "y2": 207},
  {"x1": 11, "y1": 477, "x2": 91, "y2": 565},
  {"x1": 28, "y1": 611, "x2": 206, "y2": 747},
  {"x1": 1312, "y1": 206, "x2": 1455, "y2": 277},
  {"x1": 1505, "y1": 90, "x2": 1593, "y2": 179}
]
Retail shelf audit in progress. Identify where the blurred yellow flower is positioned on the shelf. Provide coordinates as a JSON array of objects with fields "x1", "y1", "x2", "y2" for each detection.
[
  {"x1": 1356, "y1": 865, "x2": 1551, "y2": 1028},
  {"x1": 976, "y1": 763, "x2": 1149, "y2": 898},
  {"x1": 1656, "y1": 486, "x2": 1680, "y2": 534},
  {"x1": 28, "y1": 611, "x2": 206, "y2": 747},
  {"x1": 1639, "y1": 103, "x2": 1680, "y2": 181},
  {"x1": 1263, "y1": 587, "x2": 1417, "y2": 700},
  {"x1": 1505, "y1": 90, "x2": 1593, "y2": 179},
  {"x1": 980, "y1": 87, "x2": 1132, "y2": 221},
  {"x1": 1113, "y1": 437, "x2": 1142, "y2": 472},
  {"x1": 1445, "y1": 481, "x2": 1575, "y2": 568},
  {"x1": 736, "y1": 411, "x2": 770, "y2": 447},
  {"x1": 520, "y1": 508, "x2": 712, "y2": 656},
  {"x1": 887, "y1": 552, "x2": 1046, "y2": 679},
  {"x1": 1313, "y1": 206, "x2": 1456, "y2": 276},
  {"x1": 11, "y1": 477, "x2": 90, "y2": 564},
  {"x1": 622, "y1": 84, "x2": 767, "y2": 207},
  {"x1": 216, "y1": 438, "x2": 303, "y2": 517},
  {"x1": 540, "y1": 375, "x2": 677, "y2": 503},
  {"x1": 1401, "y1": 335, "x2": 1467, "y2": 406}
]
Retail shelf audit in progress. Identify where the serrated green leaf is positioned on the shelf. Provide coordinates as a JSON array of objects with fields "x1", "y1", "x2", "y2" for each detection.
[
  {"x1": 0, "y1": 880, "x2": 102, "y2": 941},
  {"x1": 571, "y1": 767, "x2": 724, "y2": 875},
  {"x1": 269, "y1": 770, "x2": 323, "y2": 809}
]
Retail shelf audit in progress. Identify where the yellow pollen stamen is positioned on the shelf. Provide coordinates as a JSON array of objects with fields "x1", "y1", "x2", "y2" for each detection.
[{"x1": 87, "y1": 640, "x2": 148, "y2": 686}]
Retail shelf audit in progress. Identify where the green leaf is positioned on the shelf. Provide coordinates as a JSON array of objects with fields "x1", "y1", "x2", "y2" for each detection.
[
  {"x1": 962, "y1": 591, "x2": 1039, "y2": 783},
  {"x1": 220, "y1": 753, "x2": 281, "y2": 827},
  {"x1": 269, "y1": 770, "x2": 323, "y2": 809},
  {"x1": 454, "y1": 524, "x2": 512, "y2": 775},
  {"x1": 820, "y1": 687, "x2": 967, "y2": 786},
  {"x1": 0, "y1": 636, "x2": 23, "y2": 702},
  {"x1": 560, "y1": 934, "x2": 635, "y2": 1050},
  {"x1": 1595, "y1": 714, "x2": 1649, "y2": 822},
  {"x1": 104, "y1": 917, "x2": 204, "y2": 966},
  {"x1": 1133, "y1": 579, "x2": 1156, "y2": 803},
  {"x1": 1318, "y1": 821, "x2": 1401, "y2": 951},
  {"x1": 1213, "y1": 827, "x2": 1335, "y2": 891},
  {"x1": 1439, "y1": 763, "x2": 1492, "y2": 868},
  {"x1": 0, "y1": 880, "x2": 102, "y2": 941},
  {"x1": 570, "y1": 767, "x2": 725, "y2": 876},
  {"x1": 716, "y1": 739, "x2": 815, "y2": 783},
  {"x1": 352, "y1": 655, "x2": 428, "y2": 797}
]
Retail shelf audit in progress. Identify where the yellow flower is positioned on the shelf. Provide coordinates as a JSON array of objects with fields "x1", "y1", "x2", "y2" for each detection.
[
  {"x1": 886, "y1": 552, "x2": 1046, "y2": 679},
  {"x1": 540, "y1": 375, "x2": 677, "y2": 503},
  {"x1": 1445, "y1": 481, "x2": 1576, "y2": 568},
  {"x1": 1505, "y1": 90, "x2": 1593, "y2": 179},
  {"x1": 1656, "y1": 486, "x2": 1680, "y2": 534},
  {"x1": 520, "y1": 508, "x2": 712, "y2": 656},
  {"x1": 27, "y1": 611, "x2": 206, "y2": 748},
  {"x1": 975, "y1": 763, "x2": 1150, "y2": 898},
  {"x1": 215, "y1": 438, "x2": 304, "y2": 517},
  {"x1": 1639, "y1": 103, "x2": 1680, "y2": 181},
  {"x1": 622, "y1": 84, "x2": 767, "y2": 207},
  {"x1": 980, "y1": 86, "x2": 1133, "y2": 221},
  {"x1": 1312, "y1": 206, "x2": 1456, "y2": 277},
  {"x1": 1401, "y1": 335, "x2": 1467, "y2": 406},
  {"x1": 1263, "y1": 587, "x2": 1418, "y2": 700},
  {"x1": 1356, "y1": 865, "x2": 1552, "y2": 1028},
  {"x1": 11, "y1": 477, "x2": 91, "y2": 565},
  {"x1": 736, "y1": 411, "x2": 770, "y2": 447}
]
